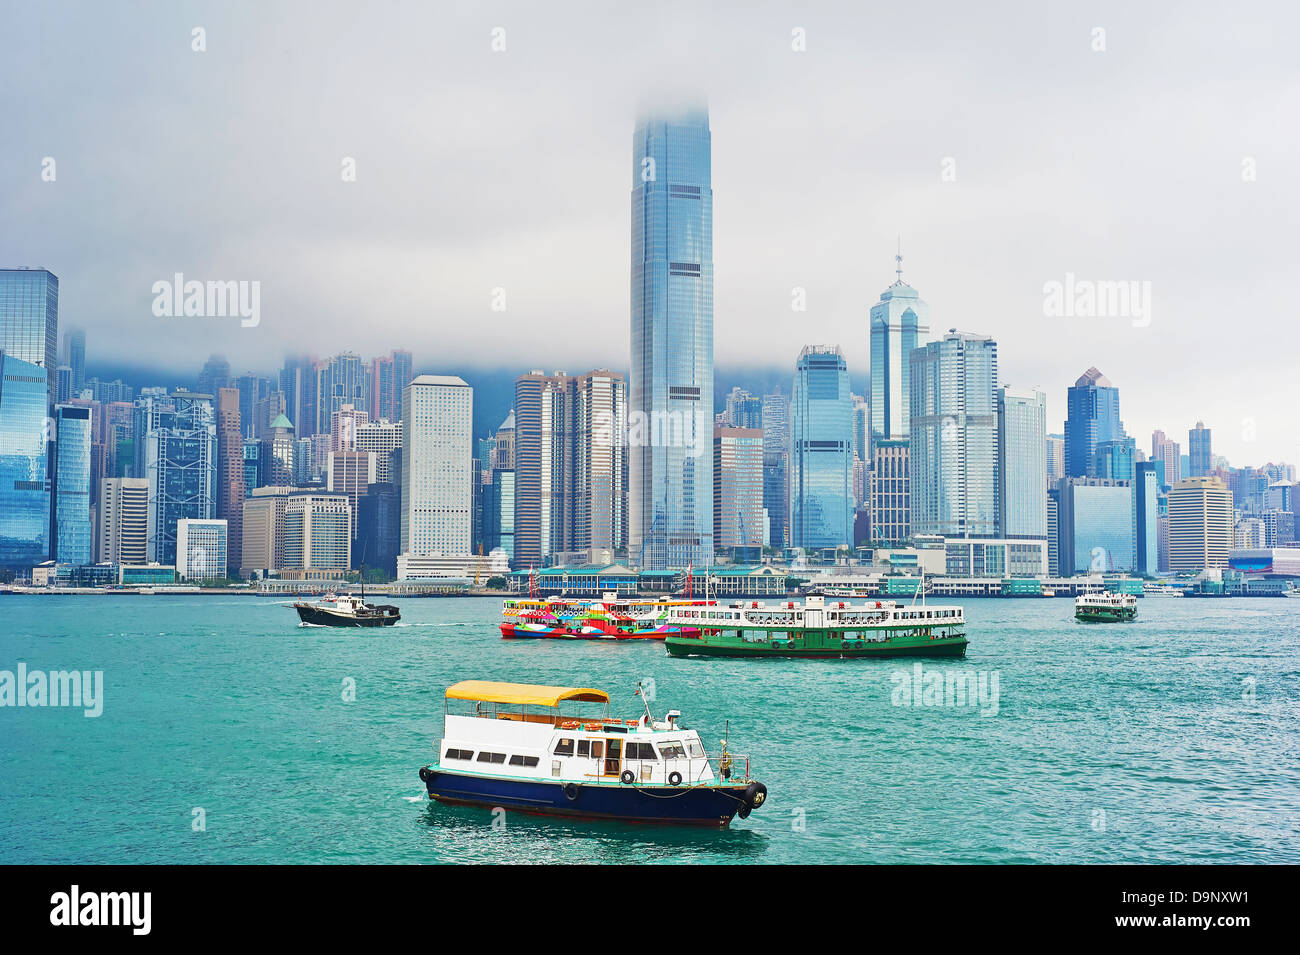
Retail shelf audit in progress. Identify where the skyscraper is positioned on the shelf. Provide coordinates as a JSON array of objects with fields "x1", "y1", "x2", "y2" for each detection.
[
  {"x1": 400, "y1": 375, "x2": 472, "y2": 561},
  {"x1": 870, "y1": 438, "x2": 909, "y2": 544},
  {"x1": 761, "y1": 390, "x2": 789, "y2": 549},
  {"x1": 197, "y1": 354, "x2": 230, "y2": 398},
  {"x1": 629, "y1": 104, "x2": 713, "y2": 570},
  {"x1": 0, "y1": 268, "x2": 59, "y2": 407},
  {"x1": 1188, "y1": 421, "x2": 1212, "y2": 477},
  {"x1": 98, "y1": 477, "x2": 149, "y2": 565},
  {"x1": 215, "y1": 388, "x2": 245, "y2": 574},
  {"x1": 790, "y1": 346, "x2": 853, "y2": 550},
  {"x1": 1064, "y1": 367, "x2": 1124, "y2": 478},
  {"x1": 51, "y1": 404, "x2": 92, "y2": 565},
  {"x1": 997, "y1": 387, "x2": 1047, "y2": 539},
  {"x1": 1133, "y1": 460, "x2": 1160, "y2": 576},
  {"x1": 137, "y1": 392, "x2": 217, "y2": 566},
  {"x1": 909, "y1": 332, "x2": 999, "y2": 539},
  {"x1": 63, "y1": 327, "x2": 86, "y2": 396},
  {"x1": 1167, "y1": 476, "x2": 1233, "y2": 573},
  {"x1": 713, "y1": 426, "x2": 764, "y2": 558},
  {"x1": 1056, "y1": 477, "x2": 1135, "y2": 573},
  {"x1": 1151, "y1": 429, "x2": 1181, "y2": 489},
  {"x1": 868, "y1": 250, "x2": 929, "y2": 448},
  {"x1": 0, "y1": 352, "x2": 50, "y2": 568}
]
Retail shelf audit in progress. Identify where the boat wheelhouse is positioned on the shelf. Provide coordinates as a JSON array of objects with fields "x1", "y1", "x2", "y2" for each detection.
[
  {"x1": 663, "y1": 593, "x2": 967, "y2": 658},
  {"x1": 1074, "y1": 592, "x2": 1138, "y2": 623},
  {"x1": 500, "y1": 593, "x2": 708, "y2": 641},
  {"x1": 419, "y1": 681, "x2": 767, "y2": 826}
]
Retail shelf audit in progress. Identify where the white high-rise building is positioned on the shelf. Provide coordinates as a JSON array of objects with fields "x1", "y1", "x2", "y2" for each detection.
[
  {"x1": 176, "y1": 518, "x2": 228, "y2": 581},
  {"x1": 400, "y1": 375, "x2": 473, "y2": 574}
]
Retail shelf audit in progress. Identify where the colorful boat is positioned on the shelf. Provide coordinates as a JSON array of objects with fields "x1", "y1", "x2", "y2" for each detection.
[
  {"x1": 500, "y1": 593, "x2": 707, "y2": 641},
  {"x1": 1074, "y1": 592, "x2": 1138, "y2": 623},
  {"x1": 419, "y1": 681, "x2": 767, "y2": 826},
  {"x1": 663, "y1": 593, "x2": 967, "y2": 658}
]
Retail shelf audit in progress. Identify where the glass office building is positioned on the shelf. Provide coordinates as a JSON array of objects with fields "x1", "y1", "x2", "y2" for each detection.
[
  {"x1": 909, "y1": 332, "x2": 999, "y2": 539},
  {"x1": 0, "y1": 268, "x2": 59, "y2": 408},
  {"x1": 1065, "y1": 367, "x2": 1124, "y2": 478},
  {"x1": 868, "y1": 261, "x2": 929, "y2": 448},
  {"x1": 0, "y1": 353, "x2": 50, "y2": 568},
  {"x1": 997, "y1": 387, "x2": 1047, "y2": 539},
  {"x1": 136, "y1": 393, "x2": 217, "y2": 566},
  {"x1": 790, "y1": 346, "x2": 853, "y2": 550},
  {"x1": 1133, "y1": 461, "x2": 1160, "y2": 575},
  {"x1": 52, "y1": 404, "x2": 93, "y2": 565},
  {"x1": 629, "y1": 105, "x2": 713, "y2": 570},
  {"x1": 1056, "y1": 477, "x2": 1135, "y2": 574}
]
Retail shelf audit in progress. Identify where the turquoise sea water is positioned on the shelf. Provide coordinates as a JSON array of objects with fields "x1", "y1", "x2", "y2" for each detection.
[{"x1": 1, "y1": 594, "x2": 1297, "y2": 864}]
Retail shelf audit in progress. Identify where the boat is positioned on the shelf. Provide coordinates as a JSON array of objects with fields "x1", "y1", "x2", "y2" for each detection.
[
  {"x1": 419, "y1": 681, "x2": 767, "y2": 826},
  {"x1": 1040, "y1": 588, "x2": 1056, "y2": 598},
  {"x1": 294, "y1": 591, "x2": 400, "y2": 627},
  {"x1": 1073, "y1": 592, "x2": 1138, "y2": 623},
  {"x1": 500, "y1": 593, "x2": 706, "y2": 641},
  {"x1": 1142, "y1": 583, "x2": 1184, "y2": 597},
  {"x1": 662, "y1": 593, "x2": 968, "y2": 658}
]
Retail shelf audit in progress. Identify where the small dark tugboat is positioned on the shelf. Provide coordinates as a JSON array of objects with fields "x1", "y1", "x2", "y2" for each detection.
[{"x1": 294, "y1": 591, "x2": 400, "y2": 627}]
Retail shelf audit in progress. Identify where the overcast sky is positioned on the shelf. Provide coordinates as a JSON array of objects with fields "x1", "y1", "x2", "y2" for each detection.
[{"x1": 2, "y1": 0, "x2": 1296, "y2": 466}]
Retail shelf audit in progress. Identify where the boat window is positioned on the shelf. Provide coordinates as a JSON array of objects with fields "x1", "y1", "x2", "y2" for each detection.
[
  {"x1": 686, "y1": 739, "x2": 705, "y2": 758},
  {"x1": 553, "y1": 738, "x2": 575, "y2": 756},
  {"x1": 476, "y1": 752, "x2": 507, "y2": 764},
  {"x1": 444, "y1": 748, "x2": 473, "y2": 761},
  {"x1": 577, "y1": 739, "x2": 590, "y2": 757},
  {"x1": 508, "y1": 755, "x2": 540, "y2": 768},
  {"x1": 659, "y1": 741, "x2": 685, "y2": 759},
  {"x1": 626, "y1": 742, "x2": 657, "y2": 760},
  {"x1": 591, "y1": 740, "x2": 604, "y2": 759}
]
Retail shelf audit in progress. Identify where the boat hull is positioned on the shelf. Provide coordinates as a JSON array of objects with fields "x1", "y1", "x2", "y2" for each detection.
[
  {"x1": 1074, "y1": 608, "x2": 1137, "y2": 623},
  {"x1": 422, "y1": 768, "x2": 755, "y2": 826},
  {"x1": 295, "y1": 605, "x2": 399, "y2": 627},
  {"x1": 665, "y1": 633, "x2": 968, "y2": 658},
  {"x1": 499, "y1": 622, "x2": 697, "y2": 641}
]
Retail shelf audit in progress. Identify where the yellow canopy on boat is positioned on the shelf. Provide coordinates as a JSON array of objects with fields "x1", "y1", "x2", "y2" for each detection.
[{"x1": 445, "y1": 681, "x2": 610, "y2": 707}]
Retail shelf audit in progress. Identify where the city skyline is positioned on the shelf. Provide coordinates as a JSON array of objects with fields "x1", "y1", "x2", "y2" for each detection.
[{"x1": 3, "y1": 3, "x2": 1296, "y2": 467}]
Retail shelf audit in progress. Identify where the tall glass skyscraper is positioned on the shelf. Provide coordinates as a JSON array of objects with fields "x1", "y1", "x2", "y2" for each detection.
[
  {"x1": 868, "y1": 255, "x2": 929, "y2": 448},
  {"x1": 0, "y1": 352, "x2": 50, "y2": 568},
  {"x1": 1064, "y1": 367, "x2": 1124, "y2": 478},
  {"x1": 629, "y1": 105, "x2": 713, "y2": 570},
  {"x1": 52, "y1": 404, "x2": 93, "y2": 565},
  {"x1": 0, "y1": 268, "x2": 59, "y2": 408},
  {"x1": 136, "y1": 392, "x2": 217, "y2": 566},
  {"x1": 790, "y1": 346, "x2": 853, "y2": 550},
  {"x1": 1188, "y1": 421, "x2": 1212, "y2": 477},
  {"x1": 997, "y1": 387, "x2": 1047, "y2": 539},
  {"x1": 909, "y1": 332, "x2": 999, "y2": 539}
]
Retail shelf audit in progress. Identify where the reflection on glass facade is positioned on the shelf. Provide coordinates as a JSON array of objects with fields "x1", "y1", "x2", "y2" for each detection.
[
  {"x1": 761, "y1": 391, "x2": 789, "y2": 548},
  {"x1": 629, "y1": 105, "x2": 713, "y2": 570},
  {"x1": 0, "y1": 269, "x2": 59, "y2": 407},
  {"x1": 868, "y1": 263, "x2": 929, "y2": 447},
  {"x1": 997, "y1": 387, "x2": 1047, "y2": 539},
  {"x1": 1057, "y1": 478, "x2": 1135, "y2": 573},
  {"x1": 1065, "y1": 367, "x2": 1124, "y2": 478},
  {"x1": 790, "y1": 346, "x2": 853, "y2": 550},
  {"x1": 53, "y1": 404, "x2": 93, "y2": 565},
  {"x1": 136, "y1": 393, "x2": 217, "y2": 566},
  {"x1": 910, "y1": 333, "x2": 999, "y2": 538},
  {"x1": 0, "y1": 353, "x2": 50, "y2": 568},
  {"x1": 1133, "y1": 461, "x2": 1159, "y2": 575}
]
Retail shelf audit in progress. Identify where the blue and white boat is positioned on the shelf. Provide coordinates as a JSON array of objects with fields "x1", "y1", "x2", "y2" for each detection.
[{"x1": 418, "y1": 680, "x2": 767, "y2": 827}]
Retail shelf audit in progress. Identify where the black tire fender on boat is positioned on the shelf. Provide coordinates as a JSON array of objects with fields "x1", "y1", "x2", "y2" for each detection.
[
  {"x1": 563, "y1": 783, "x2": 579, "y2": 801},
  {"x1": 668, "y1": 771, "x2": 683, "y2": 786},
  {"x1": 737, "y1": 780, "x2": 767, "y2": 819},
  {"x1": 619, "y1": 770, "x2": 636, "y2": 785},
  {"x1": 418, "y1": 765, "x2": 431, "y2": 783}
]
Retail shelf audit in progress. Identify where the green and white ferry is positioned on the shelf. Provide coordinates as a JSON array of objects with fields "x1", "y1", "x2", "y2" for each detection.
[
  {"x1": 663, "y1": 593, "x2": 967, "y2": 659},
  {"x1": 1074, "y1": 592, "x2": 1138, "y2": 623}
]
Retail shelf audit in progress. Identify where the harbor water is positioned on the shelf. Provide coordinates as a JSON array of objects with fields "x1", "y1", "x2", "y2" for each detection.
[{"x1": 1, "y1": 595, "x2": 1297, "y2": 864}]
